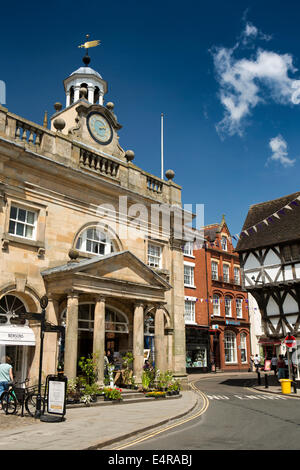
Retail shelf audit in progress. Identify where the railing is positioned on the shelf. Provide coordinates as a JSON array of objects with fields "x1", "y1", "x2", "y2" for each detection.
[
  {"x1": 79, "y1": 148, "x2": 119, "y2": 178},
  {"x1": 15, "y1": 120, "x2": 43, "y2": 148},
  {"x1": 147, "y1": 176, "x2": 163, "y2": 193}
]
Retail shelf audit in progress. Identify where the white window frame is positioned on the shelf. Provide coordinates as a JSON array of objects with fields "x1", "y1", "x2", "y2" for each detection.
[
  {"x1": 8, "y1": 205, "x2": 37, "y2": 240},
  {"x1": 223, "y1": 263, "x2": 230, "y2": 283},
  {"x1": 213, "y1": 294, "x2": 221, "y2": 316},
  {"x1": 221, "y1": 236, "x2": 227, "y2": 251},
  {"x1": 225, "y1": 296, "x2": 232, "y2": 317},
  {"x1": 183, "y1": 241, "x2": 194, "y2": 257},
  {"x1": 184, "y1": 262, "x2": 195, "y2": 288},
  {"x1": 234, "y1": 267, "x2": 240, "y2": 285},
  {"x1": 240, "y1": 333, "x2": 247, "y2": 363},
  {"x1": 184, "y1": 297, "x2": 196, "y2": 324},
  {"x1": 76, "y1": 227, "x2": 113, "y2": 256},
  {"x1": 211, "y1": 261, "x2": 218, "y2": 280},
  {"x1": 224, "y1": 331, "x2": 237, "y2": 364},
  {"x1": 236, "y1": 298, "x2": 243, "y2": 318},
  {"x1": 147, "y1": 243, "x2": 162, "y2": 268}
]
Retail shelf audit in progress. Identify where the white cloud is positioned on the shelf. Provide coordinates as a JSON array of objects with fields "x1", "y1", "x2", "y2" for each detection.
[
  {"x1": 212, "y1": 23, "x2": 300, "y2": 136},
  {"x1": 268, "y1": 135, "x2": 296, "y2": 167}
]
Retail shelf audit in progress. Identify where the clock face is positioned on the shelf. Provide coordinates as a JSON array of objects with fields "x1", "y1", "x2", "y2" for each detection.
[{"x1": 87, "y1": 112, "x2": 113, "y2": 145}]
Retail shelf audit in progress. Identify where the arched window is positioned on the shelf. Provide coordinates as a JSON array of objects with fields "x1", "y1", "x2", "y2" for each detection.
[
  {"x1": 224, "y1": 330, "x2": 237, "y2": 363},
  {"x1": 0, "y1": 295, "x2": 27, "y2": 326},
  {"x1": 75, "y1": 227, "x2": 114, "y2": 256},
  {"x1": 240, "y1": 333, "x2": 247, "y2": 363},
  {"x1": 213, "y1": 294, "x2": 220, "y2": 316}
]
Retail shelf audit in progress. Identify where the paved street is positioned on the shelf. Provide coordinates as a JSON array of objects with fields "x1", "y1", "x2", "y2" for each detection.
[{"x1": 108, "y1": 373, "x2": 300, "y2": 451}]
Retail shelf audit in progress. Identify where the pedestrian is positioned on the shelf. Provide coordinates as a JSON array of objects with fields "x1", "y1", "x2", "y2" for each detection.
[
  {"x1": 271, "y1": 354, "x2": 278, "y2": 376},
  {"x1": 0, "y1": 356, "x2": 14, "y2": 409},
  {"x1": 254, "y1": 354, "x2": 261, "y2": 372},
  {"x1": 277, "y1": 354, "x2": 286, "y2": 380}
]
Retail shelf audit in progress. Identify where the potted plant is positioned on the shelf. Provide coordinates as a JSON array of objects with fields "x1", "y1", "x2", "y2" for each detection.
[
  {"x1": 103, "y1": 387, "x2": 123, "y2": 401},
  {"x1": 145, "y1": 391, "x2": 166, "y2": 399},
  {"x1": 66, "y1": 378, "x2": 81, "y2": 404}
]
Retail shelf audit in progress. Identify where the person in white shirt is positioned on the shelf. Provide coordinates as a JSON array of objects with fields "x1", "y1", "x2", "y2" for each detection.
[{"x1": 254, "y1": 354, "x2": 261, "y2": 372}]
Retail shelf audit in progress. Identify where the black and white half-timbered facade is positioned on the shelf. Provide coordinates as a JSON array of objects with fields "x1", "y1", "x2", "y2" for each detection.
[{"x1": 236, "y1": 192, "x2": 300, "y2": 372}]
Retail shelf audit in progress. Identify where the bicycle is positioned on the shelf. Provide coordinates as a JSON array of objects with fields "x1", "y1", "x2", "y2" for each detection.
[{"x1": 0, "y1": 378, "x2": 46, "y2": 417}]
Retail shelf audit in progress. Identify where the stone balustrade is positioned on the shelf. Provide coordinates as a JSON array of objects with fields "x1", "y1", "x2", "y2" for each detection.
[
  {"x1": 79, "y1": 148, "x2": 119, "y2": 178},
  {"x1": 0, "y1": 106, "x2": 182, "y2": 206}
]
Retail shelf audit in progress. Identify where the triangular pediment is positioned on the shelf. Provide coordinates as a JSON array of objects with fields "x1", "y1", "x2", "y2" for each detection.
[{"x1": 41, "y1": 250, "x2": 171, "y2": 290}]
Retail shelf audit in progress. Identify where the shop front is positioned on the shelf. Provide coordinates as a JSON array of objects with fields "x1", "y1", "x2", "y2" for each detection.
[
  {"x1": 185, "y1": 326, "x2": 210, "y2": 372},
  {"x1": 0, "y1": 294, "x2": 36, "y2": 383}
]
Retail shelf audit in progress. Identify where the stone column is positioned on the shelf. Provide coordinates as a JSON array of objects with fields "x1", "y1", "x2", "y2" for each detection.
[
  {"x1": 155, "y1": 307, "x2": 166, "y2": 373},
  {"x1": 133, "y1": 302, "x2": 144, "y2": 384},
  {"x1": 88, "y1": 85, "x2": 95, "y2": 104},
  {"x1": 93, "y1": 296, "x2": 106, "y2": 386},
  {"x1": 74, "y1": 85, "x2": 80, "y2": 103},
  {"x1": 43, "y1": 297, "x2": 59, "y2": 376},
  {"x1": 64, "y1": 292, "x2": 79, "y2": 380},
  {"x1": 66, "y1": 90, "x2": 70, "y2": 107}
]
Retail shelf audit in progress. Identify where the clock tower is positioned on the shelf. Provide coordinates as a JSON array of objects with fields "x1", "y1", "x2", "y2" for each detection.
[{"x1": 50, "y1": 50, "x2": 126, "y2": 161}]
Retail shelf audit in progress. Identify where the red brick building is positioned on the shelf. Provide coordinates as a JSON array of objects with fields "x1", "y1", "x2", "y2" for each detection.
[{"x1": 184, "y1": 216, "x2": 251, "y2": 372}]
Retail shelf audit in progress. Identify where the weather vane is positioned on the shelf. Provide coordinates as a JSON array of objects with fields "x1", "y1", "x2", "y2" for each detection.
[
  {"x1": 78, "y1": 34, "x2": 100, "y2": 66},
  {"x1": 78, "y1": 34, "x2": 100, "y2": 50}
]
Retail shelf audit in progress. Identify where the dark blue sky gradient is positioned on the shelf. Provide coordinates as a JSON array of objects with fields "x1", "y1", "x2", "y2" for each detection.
[{"x1": 1, "y1": 0, "x2": 299, "y2": 236}]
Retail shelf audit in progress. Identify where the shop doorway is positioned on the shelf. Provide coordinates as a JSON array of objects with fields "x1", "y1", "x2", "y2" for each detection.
[{"x1": 5, "y1": 345, "x2": 28, "y2": 383}]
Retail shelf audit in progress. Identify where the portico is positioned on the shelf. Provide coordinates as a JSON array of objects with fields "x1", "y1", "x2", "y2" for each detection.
[{"x1": 41, "y1": 250, "x2": 172, "y2": 384}]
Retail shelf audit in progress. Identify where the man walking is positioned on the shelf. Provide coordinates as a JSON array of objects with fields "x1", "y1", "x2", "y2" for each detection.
[{"x1": 254, "y1": 354, "x2": 261, "y2": 372}]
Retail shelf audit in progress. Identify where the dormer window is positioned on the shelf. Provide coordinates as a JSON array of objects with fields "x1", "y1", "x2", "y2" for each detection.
[{"x1": 221, "y1": 236, "x2": 227, "y2": 251}]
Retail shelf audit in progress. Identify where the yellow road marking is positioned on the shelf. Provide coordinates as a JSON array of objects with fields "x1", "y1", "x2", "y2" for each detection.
[{"x1": 108, "y1": 382, "x2": 209, "y2": 450}]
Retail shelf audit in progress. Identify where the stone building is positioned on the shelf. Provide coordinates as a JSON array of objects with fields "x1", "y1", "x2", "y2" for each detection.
[{"x1": 0, "y1": 52, "x2": 187, "y2": 386}]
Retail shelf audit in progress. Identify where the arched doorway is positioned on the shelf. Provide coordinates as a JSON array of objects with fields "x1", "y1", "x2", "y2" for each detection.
[{"x1": 0, "y1": 294, "x2": 36, "y2": 382}]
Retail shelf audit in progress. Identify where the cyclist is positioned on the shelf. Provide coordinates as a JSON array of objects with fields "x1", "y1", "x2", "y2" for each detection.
[{"x1": 0, "y1": 356, "x2": 14, "y2": 409}]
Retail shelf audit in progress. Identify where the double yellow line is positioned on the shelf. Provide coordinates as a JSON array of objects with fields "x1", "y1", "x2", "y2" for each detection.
[{"x1": 109, "y1": 382, "x2": 209, "y2": 450}]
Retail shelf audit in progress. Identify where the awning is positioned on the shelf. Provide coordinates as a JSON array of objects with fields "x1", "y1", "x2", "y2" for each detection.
[{"x1": 0, "y1": 326, "x2": 36, "y2": 346}]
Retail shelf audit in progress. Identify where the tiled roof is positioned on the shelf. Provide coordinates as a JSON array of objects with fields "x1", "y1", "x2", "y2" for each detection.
[{"x1": 236, "y1": 191, "x2": 300, "y2": 252}]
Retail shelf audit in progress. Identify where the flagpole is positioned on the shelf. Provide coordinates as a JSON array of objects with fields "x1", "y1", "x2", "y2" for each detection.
[{"x1": 161, "y1": 113, "x2": 164, "y2": 180}]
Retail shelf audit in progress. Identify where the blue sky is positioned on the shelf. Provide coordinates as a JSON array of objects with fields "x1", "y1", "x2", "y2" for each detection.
[{"x1": 1, "y1": 0, "x2": 299, "y2": 237}]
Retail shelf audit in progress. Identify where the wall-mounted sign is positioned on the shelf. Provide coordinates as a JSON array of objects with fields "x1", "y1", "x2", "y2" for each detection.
[{"x1": 225, "y1": 320, "x2": 241, "y2": 326}]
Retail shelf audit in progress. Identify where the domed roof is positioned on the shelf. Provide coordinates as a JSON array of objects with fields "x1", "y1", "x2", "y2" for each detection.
[{"x1": 70, "y1": 66, "x2": 102, "y2": 79}]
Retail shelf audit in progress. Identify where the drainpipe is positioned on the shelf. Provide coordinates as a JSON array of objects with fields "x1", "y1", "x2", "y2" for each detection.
[{"x1": 204, "y1": 239, "x2": 211, "y2": 370}]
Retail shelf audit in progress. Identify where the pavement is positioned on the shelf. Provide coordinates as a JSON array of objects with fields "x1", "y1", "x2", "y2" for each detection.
[{"x1": 0, "y1": 371, "x2": 299, "y2": 450}]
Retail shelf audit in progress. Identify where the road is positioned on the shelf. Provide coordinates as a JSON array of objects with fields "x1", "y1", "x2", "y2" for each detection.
[{"x1": 106, "y1": 374, "x2": 300, "y2": 451}]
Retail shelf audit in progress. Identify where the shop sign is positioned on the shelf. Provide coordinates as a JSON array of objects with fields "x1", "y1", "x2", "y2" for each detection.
[
  {"x1": 0, "y1": 326, "x2": 36, "y2": 345},
  {"x1": 225, "y1": 320, "x2": 240, "y2": 326}
]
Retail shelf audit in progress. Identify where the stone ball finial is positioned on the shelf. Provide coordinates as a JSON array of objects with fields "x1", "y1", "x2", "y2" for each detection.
[
  {"x1": 106, "y1": 102, "x2": 114, "y2": 111},
  {"x1": 125, "y1": 150, "x2": 135, "y2": 162},
  {"x1": 83, "y1": 54, "x2": 91, "y2": 66},
  {"x1": 53, "y1": 118, "x2": 66, "y2": 132},
  {"x1": 68, "y1": 248, "x2": 79, "y2": 261},
  {"x1": 54, "y1": 102, "x2": 62, "y2": 112},
  {"x1": 79, "y1": 87, "x2": 88, "y2": 99},
  {"x1": 165, "y1": 169, "x2": 175, "y2": 181}
]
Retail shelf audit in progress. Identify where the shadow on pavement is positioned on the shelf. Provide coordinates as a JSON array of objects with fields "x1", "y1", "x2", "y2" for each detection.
[{"x1": 220, "y1": 375, "x2": 280, "y2": 388}]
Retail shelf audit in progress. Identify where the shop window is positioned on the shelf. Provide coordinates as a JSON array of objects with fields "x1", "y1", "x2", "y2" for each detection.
[{"x1": 224, "y1": 331, "x2": 237, "y2": 363}]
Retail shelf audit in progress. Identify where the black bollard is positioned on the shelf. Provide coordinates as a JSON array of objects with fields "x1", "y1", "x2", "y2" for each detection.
[{"x1": 264, "y1": 373, "x2": 269, "y2": 389}]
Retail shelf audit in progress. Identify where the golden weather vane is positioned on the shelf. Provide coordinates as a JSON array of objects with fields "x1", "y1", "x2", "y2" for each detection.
[{"x1": 78, "y1": 34, "x2": 101, "y2": 50}]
